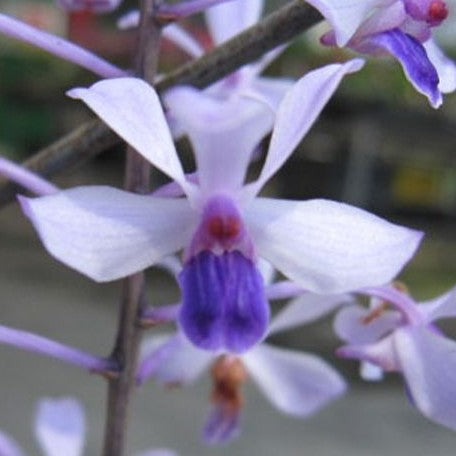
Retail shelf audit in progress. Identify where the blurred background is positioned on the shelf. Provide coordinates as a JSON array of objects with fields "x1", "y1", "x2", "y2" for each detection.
[{"x1": 0, "y1": 0, "x2": 455, "y2": 454}]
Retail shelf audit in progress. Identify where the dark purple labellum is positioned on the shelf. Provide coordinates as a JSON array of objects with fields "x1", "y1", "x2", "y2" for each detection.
[
  {"x1": 178, "y1": 250, "x2": 269, "y2": 353},
  {"x1": 367, "y1": 29, "x2": 441, "y2": 106}
]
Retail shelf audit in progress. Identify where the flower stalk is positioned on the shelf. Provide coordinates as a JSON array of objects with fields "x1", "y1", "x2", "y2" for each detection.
[{"x1": 101, "y1": 2, "x2": 162, "y2": 455}]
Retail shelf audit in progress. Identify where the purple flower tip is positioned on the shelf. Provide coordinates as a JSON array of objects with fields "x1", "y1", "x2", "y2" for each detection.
[
  {"x1": 178, "y1": 251, "x2": 269, "y2": 353},
  {"x1": 203, "y1": 403, "x2": 242, "y2": 445},
  {"x1": 368, "y1": 29, "x2": 441, "y2": 107}
]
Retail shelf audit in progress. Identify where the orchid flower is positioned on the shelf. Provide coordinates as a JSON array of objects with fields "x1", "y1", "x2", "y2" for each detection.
[
  {"x1": 0, "y1": 397, "x2": 176, "y2": 456},
  {"x1": 120, "y1": 0, "x2": 294, "y2": 148},
  {"x1": 137, "y1": 262, "x2": 351, "y2": 444},
  {"x1": 19, "y1": 59, "x2": 423, "y2": 353},
  {"x1": 307, "y1": 0, "x2": 456, "y2": 107},
  {"x1": 56, "y1": 0, "x2": 122, "y2": 13},
  {"x1": 335, "y1": 283, "x2": 456, "y2": 430}
]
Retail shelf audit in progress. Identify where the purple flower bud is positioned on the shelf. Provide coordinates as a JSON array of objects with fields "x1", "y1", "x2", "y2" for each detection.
[{"x1": 56, "y1": 0, "x2": 122, "y2": 13}]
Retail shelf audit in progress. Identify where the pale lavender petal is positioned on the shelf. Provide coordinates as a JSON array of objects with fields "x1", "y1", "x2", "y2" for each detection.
[
  {"x1": 0, "y1": 431, "x2": 25, "y2": 456},
  {"x1": 117, "y1": 10, "x2": 139, "y2": 30},
  {"x1": 423, "y1": 39, "x2": 456, "y2": 93},
  {"x1": 203, "y1": 404, "x2": 241, "y2": 445},
  {"x1": 20, "y1": 187, "x2": 196, "y2": 282},
  {"x1": 0, "y1": 14, "x2": 126, "y2": 78},
  {"x1": 265, "y1": 280, "x2": 305, "y2": 301},
  {"x1": 245, "y1": 198, "x2": 423, "y2": 293},
  {"x1": 248, "y1": 76, "x2": 294, "y2": 110},
  {"x1": 68, "y1": 79, "x2": 194, "y2": 196},
  {"x1": 360, "y1": 361, "x2": 385, "y2": 381},
  {"x1": 205, "y1": 0, "x2": 263, "y2": 44},
  {"x1": 0, "y1": 156, "x2": 58, "y2": 196},
  {"x1": 305, "y1": 0, "x2": 387, "y2": 46},
  {"x1": 35, "y1": 398, "x2": 85, "y2": 456},
  {"x1": 367, "y1": 29, "x2": 442, "y2": 107},
  {"x1": 56, "y1": 0, "x2": 122, "y2": 13},
  {"x1": 334, "y1": 305, "x2": 402, "y2": 343},
  {"x1": 337, "y1": 335, "x2": 400, "y2": 372},
  {"x1": 268, "y1": 293, "x2": 352, "y2": 335},
  {"x1": 394, "y1": 326, "x2": 456, "y2": 430},
  {"x1": 0, "y1": 324, "x2": 114, "y2": 373},
  {"x1": 137, "y1": 333, "x2": 214, "y2": 386},
  {"x1": 352, "y1": 0, "x2": 407, "y2": 37},
  {"x1": 243, "y1": 344, "x2": 346, "y2": 416},
  {"x1": 419, "y1": 286, "x2": 456, "y2": 322},
  {"x1": 245, "y1": 59, "x2": 364, "y2": 199},
  {"x1": 164, "y1": 85, "x2": 273, "y2": 194},
  {"x1": 162, "y1": 24, "x2": 204, "y2": 58}
]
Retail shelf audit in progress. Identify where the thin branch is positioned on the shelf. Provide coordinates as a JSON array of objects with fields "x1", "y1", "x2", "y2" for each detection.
[
  {"x1": 101, "y1": 1, "x2": 162, "y2": 455},
  {"x1": 0, "y1": 0, "x2": 322, "y2": 206},
  {"x1": 157, "y1": 0, "x2": 321, "y2": 91}
]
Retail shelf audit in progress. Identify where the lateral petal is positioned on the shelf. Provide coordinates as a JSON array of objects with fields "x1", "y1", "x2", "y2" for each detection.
[
  {"x1": 245, "y1": 59, "x2": 364, "y2": 199},
  {"x1": 268, "y1": 293, "x2": 351, "y2": 335},
  {"x1": 395, "y1": 326, "x2": 456, "y2": 430},
  {"x1": 245, "y1": 198, "x2": 423, "y2": 293},
  {"x1": 20, "y1": 187, "x2": 195, "y2": 282},
  {"x1": 0, "y1": 432, "x2": 25, "y2": 456},
  {"x1": 419, "y1": 286, "x2": 456, "y2": 322},
  {"x1": 68, "y1": 78, "x2": 194, "y2": 196},
  {"x1": 334, "y1": 304, "x2": 402, "y2": 343},
  {"x1": 423, "y1": 39, "x2": 456, "y2": 93},
  {"x1": 243, "y1": 344, "x2": 346, "y2": 416},
  {"x1": 138, "y1": 333, "x2": 214, "y2": 386},
  {"x1": 306, "y1": 0, "x2": 388, "y2": 46},
  {"x1": 337, "y1": 335, "x2": 400, "y2": 372},
  {"x1": 34, "y1": 398, "x2": 85, "y2": 456}
]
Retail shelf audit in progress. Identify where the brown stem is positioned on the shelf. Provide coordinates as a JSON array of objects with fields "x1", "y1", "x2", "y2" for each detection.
[
  {"x1": 0, "y1": 0, "x2": 322, "y2": 206},
  {"x1": 101, "y1": 2, "x2": 161, "y2": 455},
  {"x1": 158, "y1": 0, "x2": 321, "y2": 90}
]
